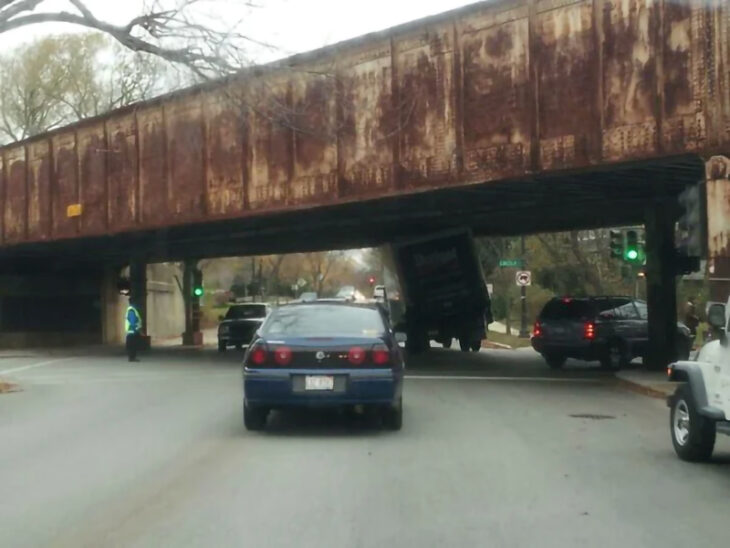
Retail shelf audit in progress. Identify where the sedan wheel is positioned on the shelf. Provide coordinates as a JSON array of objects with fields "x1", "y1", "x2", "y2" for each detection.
[
  {"x1": 244, "y1": 402, "x2": 268, "y2": 431},
  {"x1": 383, "y1": 398, "x2": 402, "y2": 431}
]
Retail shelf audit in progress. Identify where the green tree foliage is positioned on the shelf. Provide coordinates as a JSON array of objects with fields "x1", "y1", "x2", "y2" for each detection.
[{"x1": 0, "y1": 33, "x2": 180, "y2": 143}]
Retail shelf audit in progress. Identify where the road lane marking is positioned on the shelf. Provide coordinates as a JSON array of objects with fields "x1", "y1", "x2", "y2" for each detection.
[
  {"x1": 0, "y1": 357, "x2": 75, "y2": 376},
  {"x1": 405, "y1": 375, "x2": 604, "y2": 382}
]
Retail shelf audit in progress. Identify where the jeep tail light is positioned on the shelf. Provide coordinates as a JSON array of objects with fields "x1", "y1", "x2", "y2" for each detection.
[{"x1": 583, "y1": 321, "x2": 596, "y2": 340}]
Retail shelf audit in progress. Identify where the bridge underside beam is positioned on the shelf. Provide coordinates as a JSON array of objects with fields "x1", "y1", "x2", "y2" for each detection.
[{"x1": 0, "y1": 156, "x2": 703, "y2": 263}]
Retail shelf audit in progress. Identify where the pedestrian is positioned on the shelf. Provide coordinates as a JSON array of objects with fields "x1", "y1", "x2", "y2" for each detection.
[
  {"x1": 126, "y1": 301, "x2": 142, "y2": 362},
  {"x1": 684, "y1": 296, "x2": 700, "y2": 340}
]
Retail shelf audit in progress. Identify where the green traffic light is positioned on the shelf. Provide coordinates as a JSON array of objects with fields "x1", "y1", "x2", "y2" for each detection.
[
  {"x1": 193, "y1": 287, "x2": 204, "y2": 297},
  {"x1": 626, "y1": 249, "x2": 639, "y2": 261}
]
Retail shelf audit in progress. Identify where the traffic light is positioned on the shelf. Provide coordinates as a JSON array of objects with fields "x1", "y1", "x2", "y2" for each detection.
[
  {"x1": 192, "y1": 268, "x2": 204, "y2": 298},
  {"x1": 677, "y1": 182, "x2": 706, "y2": 259},
  {"x1": 624, "y1": 230, "x2": 640, "y2": 263},
  {"x1": 609, "y1": 229, "x2": 624, "y2": 260},
  {"x1": 368, "y1": 276, "x2": 376, "y2": 285}
]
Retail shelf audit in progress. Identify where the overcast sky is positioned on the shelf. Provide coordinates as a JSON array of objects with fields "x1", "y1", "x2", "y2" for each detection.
[{"x1": 0, "y1": 0, "x2": 481, "y2": 60}]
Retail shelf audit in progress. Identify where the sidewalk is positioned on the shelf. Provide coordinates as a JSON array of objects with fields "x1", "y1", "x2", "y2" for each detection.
[{"x1": 615, "y1": 369, "x2": 675, "y2": 399}]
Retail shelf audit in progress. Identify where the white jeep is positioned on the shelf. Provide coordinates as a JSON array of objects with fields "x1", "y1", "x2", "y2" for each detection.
[{"x1": 668, "y1": 299, "x2": 730, "y2": 461}]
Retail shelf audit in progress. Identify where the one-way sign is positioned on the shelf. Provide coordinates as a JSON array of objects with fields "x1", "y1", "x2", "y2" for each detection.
[{"x1": 515, "y1": 271, "x2": 532, "y2": 287}]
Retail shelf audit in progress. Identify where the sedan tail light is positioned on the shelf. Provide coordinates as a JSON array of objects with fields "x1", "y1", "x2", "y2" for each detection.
[
  {"x1": 248, "y1": 343, "x2": 268, "y2": 366},
  {"x1": 348, "y1": 347, "x2": 366, "y2": 365},
  {"x1": 273, "y1": 346, "x2": 292, "y2": 366},
  {"x1": 372, "y1": 344, "x2": 390, "y2": 366}
]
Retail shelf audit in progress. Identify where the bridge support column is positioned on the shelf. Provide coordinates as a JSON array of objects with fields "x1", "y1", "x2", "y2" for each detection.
[
  {"x1": 101, "y1": 267, "x2": 125, "y2": 345},
  {"x1": 130, "y1": 259, "x2": 151, "y2": 351},
  {"x1": 644, "y1": 200, "x2": 678, "y2": 370},
  {"x1": 706, "y1": 156, "x2": 730, "y2": 302},
  {"x1": 182, "y1": 260, "x2": 203, "y2": 346}
]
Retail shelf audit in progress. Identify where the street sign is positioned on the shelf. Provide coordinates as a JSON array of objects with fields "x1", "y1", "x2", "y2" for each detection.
[
  {"x1": 515, "y1": 271, "x2": 531, "y2": 287},
  {"x1": 499, "y1": 259, "x2": 523, "y2": 268}
]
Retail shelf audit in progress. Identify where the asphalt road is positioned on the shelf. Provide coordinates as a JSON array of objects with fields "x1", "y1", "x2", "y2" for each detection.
[{"x1": 0, "y1": 346, "x2": 728, "y2": 548}]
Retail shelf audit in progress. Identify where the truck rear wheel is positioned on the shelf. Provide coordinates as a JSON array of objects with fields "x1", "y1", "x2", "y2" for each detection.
[
  {"x1": 470, "y1": 341, "x2": 481, "y2": 352},
  {"x1": 670, "y1": 384, "x2": 715, "y2": 462},
  {"x1": 459, "y1": 338, "x2": 469, "y2": 352}
]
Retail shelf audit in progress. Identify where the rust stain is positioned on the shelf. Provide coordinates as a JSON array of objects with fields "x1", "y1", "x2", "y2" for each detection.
[
  {"x1": 602, "y1": 0, "x2": 659, "y2": 160},
  {"x1": 106, "y1": 115, "x2": 137, "y2": 231},
  {"x1": 290, "y1": 69, "x2": 338, "y2": 204},
  {"x1": 248, "y1": 76, "x2": 292, "y2": 209},
  {"x1": 204, "y1": 87, "x2": 245, "y2": 217},
  {"x1": 536, "y1": 0, "x2": 597, "y2": 169},
  {"x1": 137, "y1": 107, "x2": 167, "y2": 225},
  {"x1": 78, "y1": 123, "x2": 107, "y2": 235},
  {"x1": 3, "y1": 146, "x2": 26, "y2": 243},
  {"x1": 459, "y1": 5, "x2": 530, "y2": 180},
  {"x1": 396, "y1": 26, "x2": 458, "y2": 188},
  {"x1": 166, "y1": 95, "x2": 205, "y2": 220},
  {"x1": 338, "y1": 40, "x2": 395, "y2": 197},
  {"x1": 52, "y1": 134, "x2": 78, "y2": 239},
  {"x1": 26, "y1": 140, "x2": 51, "y2": 241}
]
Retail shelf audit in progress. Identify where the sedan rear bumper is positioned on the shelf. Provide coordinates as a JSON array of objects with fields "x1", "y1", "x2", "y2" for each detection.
[{"x1": 244, "y1": 367, "x2": 402, "y2": 407}]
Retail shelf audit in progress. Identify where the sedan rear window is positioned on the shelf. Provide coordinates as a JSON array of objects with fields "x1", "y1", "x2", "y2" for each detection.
[
  {"x1": 225, "y1": 305, "x2": 267, "y2": 320},
  {"x1": 262, "y1": 305, "x2": 384, "y2": 337}
]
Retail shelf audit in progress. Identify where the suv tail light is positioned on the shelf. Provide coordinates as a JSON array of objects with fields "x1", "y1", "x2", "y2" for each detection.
[
  {"x1": 533, "y1": 321, "x2": 543, "y2": 337},
  {"x1": 583, "y1": 321, "x2": 596, "y2": 340},
  {"x1": 372, "y1": 344, "x2": 390, "y2": 366},
  {"x1": 348, "y1": 347, "x2": 366, "y2": 365},
  {"x1": 273, "y1": 346, "x2": 292, "y2": 366},
  {"x1": 248, "y1": 344, "x2": 268, "y2": 366}
]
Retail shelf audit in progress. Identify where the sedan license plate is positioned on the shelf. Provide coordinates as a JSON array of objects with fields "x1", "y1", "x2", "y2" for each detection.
[{"x1": 305, "y1": 375, "x2": 335, "y2": 391}]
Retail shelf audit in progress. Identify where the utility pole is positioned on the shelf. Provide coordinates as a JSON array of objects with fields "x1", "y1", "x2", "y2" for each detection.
[{"x1": 519, "y1": 235, "x2": 529, "y2": 338}]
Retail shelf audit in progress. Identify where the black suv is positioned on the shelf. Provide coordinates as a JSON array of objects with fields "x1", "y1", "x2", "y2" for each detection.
[{"x1": 531, "y1": 297, "x2": 692, "y2": 370}]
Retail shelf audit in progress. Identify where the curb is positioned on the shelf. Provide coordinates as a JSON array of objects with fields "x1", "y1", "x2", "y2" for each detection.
[
  {"x1": 614, "y1": 377, "x2": 672, "y2": 400},
  {"x1": 482, "y1": 341, "x2": 513, "y2": 350}
]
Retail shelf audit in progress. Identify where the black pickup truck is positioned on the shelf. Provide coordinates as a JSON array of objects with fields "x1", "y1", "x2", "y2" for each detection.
[{"x1": 218, "y1": 303, "x2": 271, "y2": 352}]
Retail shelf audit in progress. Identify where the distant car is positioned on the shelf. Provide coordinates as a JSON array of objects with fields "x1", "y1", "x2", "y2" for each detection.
[
  {"x1": 218, "y1": 303, "x2": 271, "y2": 352},
  {"x1": 298, "y1": 292, "x2": 318, "y2": 302},
  {"x1": 336, "y1": 286, "x2": 357, "y2": 301},
  {"x1": 373, "y1": 285, "x2": 386, "y2": 301},
  {"x1": 531, "y1": 296, "x2": 693, "y2": 370},
  {"x1": 242, "y1": 301, "x2": 404, "y2": 431}
]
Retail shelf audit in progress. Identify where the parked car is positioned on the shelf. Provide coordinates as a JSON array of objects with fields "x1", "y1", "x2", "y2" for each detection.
[
  {"x1": 298, "y1": 292, "x2": 318, "y2": 302},
  {"x1": 531, "y1": 296, "x2": 692, "y2": 370},
  {"x1": 336, "y1": 286, "x2": 358, "y2": 301},
  {"x1": 218, "y1": 303, "x2": 271, "y2": 352},
  {"x1": 668, "y1": 299, "x2": 730, "y2": 461},
  {"x1": 242, "y1": 301, "x2": 404, "y2": 431}
]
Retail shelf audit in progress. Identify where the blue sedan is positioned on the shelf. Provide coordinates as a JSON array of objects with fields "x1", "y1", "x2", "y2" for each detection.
[{"x1": 243, "y1": 302, "x2": 404, "y2": 431}]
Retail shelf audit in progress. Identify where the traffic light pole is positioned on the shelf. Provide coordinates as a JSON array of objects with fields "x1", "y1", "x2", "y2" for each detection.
[
  {"x1": 519, "y1": 235, "x2": 529, "y2": 338},
  {"x1": 182, "y1": 259, "x2": 203, "y2": 346}
]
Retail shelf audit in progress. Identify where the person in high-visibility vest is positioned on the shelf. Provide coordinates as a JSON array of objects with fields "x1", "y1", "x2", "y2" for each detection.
[{"x1": 125, "y1": 302, "x2": 142, "y2": 362}]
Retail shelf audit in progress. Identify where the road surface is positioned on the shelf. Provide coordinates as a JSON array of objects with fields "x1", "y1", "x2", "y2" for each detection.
[{"x1": 0, "y1": 347, "x2": 728, "y2": 548}]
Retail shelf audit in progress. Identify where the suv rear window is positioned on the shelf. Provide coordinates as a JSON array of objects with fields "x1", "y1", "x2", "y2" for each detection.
[{"x1": 540, "y1": 299, "x2": 595, "y2": 320}]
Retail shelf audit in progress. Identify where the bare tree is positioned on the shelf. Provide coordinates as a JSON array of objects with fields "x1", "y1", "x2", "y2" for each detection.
[{"x1": 0, "y1": 0, "x2": 261, "y2": 77}]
